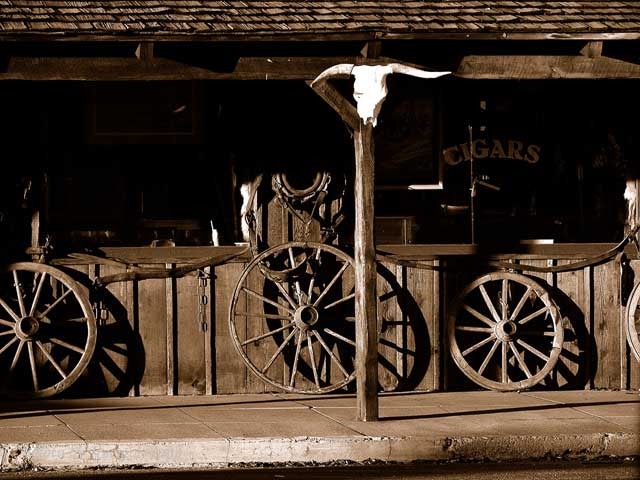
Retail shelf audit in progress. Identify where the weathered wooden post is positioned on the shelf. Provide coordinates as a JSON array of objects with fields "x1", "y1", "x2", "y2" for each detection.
[{"x1": 310, "y1": 64, "x2": 449, "y2": 421}]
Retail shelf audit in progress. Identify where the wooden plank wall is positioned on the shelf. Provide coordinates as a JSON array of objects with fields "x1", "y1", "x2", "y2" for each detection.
[{"x1": 61, "y1": 249, "x2": 637, "y2": 397}]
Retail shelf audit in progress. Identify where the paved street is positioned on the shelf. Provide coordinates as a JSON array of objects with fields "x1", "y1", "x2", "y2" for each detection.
[{"x1": 1, "y1": 461, "x2": 638, "y2": 480}]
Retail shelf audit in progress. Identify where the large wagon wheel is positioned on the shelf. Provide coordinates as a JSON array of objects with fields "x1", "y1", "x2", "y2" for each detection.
[
  {"x1": 625, "y1": 282, "x2": 640, "y2": 362},
  {"x1": 230, "y1": 241, "x2": 370, "y2": 394},
  {"x1": 0, "y1": 262, "x2": 97, "y2": 398},
  {"x1": 448, "y1": 272, "x2": 564, "y2": 391}
]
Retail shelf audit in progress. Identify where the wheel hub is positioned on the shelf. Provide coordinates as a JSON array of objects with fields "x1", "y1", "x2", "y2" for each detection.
[
  {"x1": 294, "y1": 305, "x2": 320, "y2": 330},
  {"x1": 495, "y1": 320, "x2": 517, "y2": 342},
  {"x1": 15, "y1": 316, "x2": 40, "y2": 340}
]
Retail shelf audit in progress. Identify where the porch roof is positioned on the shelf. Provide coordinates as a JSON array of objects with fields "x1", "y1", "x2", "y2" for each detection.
[{"x1": 0, "y1": 1, "x2": 638, "y2": 40}]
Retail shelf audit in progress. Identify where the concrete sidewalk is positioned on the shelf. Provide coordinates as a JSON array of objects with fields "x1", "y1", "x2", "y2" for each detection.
[{"x1": 0, "y1": 390, "x2": 638, "y2": 471}]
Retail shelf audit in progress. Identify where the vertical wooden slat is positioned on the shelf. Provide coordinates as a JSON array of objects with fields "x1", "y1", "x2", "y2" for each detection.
[
  {"x1": 432, "y1": 260, "x2": 441, "y2": 390},
  {"x1": 166, "y1": 264, "x2": 176, "y2": 396},
  {"x1": 592, "y1": 259, "x2": 622, "y2": 389},
  {"x1": 176, "y1": 269, "x2": 206, "y2": 395},
  {"x1": 555, "y1": 260, "x2": 581, "y2": 389},
  {"x1": 214, "y1": 263, "x2": 247, "y2": 394},
  {"x1": 205, "y1": 266, "x2": 214, "y2": 395},
  {"x1": 394, "y1": 264, "x2": 405, "y2": 385},
  {"x1": 583, "y1": 265, "x2": 593, "y2": 389},
  {"x1": 137, "y1": 267, "x2": 167, "y2": 396},
  {"x1": 377, "y1": 261, "x2": 398, "y2": 391},
  {"x1": 406, "y1": 264, "x2": 437, "y2": 391},
  {"x1": 354, "y1": 121, "x2": 378, "y2": 422},
  {"x1": 129, "y1": 265, "x2": 139, "y2": 396},
  {"x1": 100, "y1": 263, "x2": 136, "y2": 396}
]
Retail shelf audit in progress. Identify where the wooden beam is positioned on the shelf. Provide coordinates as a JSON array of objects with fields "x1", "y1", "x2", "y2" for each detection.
[
  {"x1": 135, "y1": 42, "x2": 154, "y2": 61},
  {"x1": 354, "y1": 121, "x2": 379, "y2": 422},
  {"x1": 456, "y1": 55, "x2": 640, "y2": 79},
  {"x1": 580, "y1": 41, "x2": 603, "y2": 58},
  {"x1": 307, "y1": 79, "x2": 359, "y2": 130},
  {"x1": 0, "y1": 31, "x2": 638, "y2": 43},
  {"x1": 0, "y1": 55, "x2": 417, "y2": 81},
  {"x1": 361, "y1": 40, "x2": 382, "y2": 59}
]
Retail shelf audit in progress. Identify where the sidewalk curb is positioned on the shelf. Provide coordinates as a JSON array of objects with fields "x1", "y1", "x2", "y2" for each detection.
[{"x1": 2, "y1": 433, "x2": 638, "y2": 471}]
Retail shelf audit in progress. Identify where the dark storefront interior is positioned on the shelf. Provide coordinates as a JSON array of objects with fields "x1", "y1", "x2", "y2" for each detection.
[{"x1": 1, "y1": 76, "x2": 638, "y2": 256}]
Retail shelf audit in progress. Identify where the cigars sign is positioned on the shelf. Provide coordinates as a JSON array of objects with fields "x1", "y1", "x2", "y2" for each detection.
[{"x1": 443, "y1": 138, "x2": 542, "y2": 166}]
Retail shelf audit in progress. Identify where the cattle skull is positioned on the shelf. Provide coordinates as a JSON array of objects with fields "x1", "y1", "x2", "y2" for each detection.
[{"x1": 312, "y1": 63, "x2": 450, "y2": 127}]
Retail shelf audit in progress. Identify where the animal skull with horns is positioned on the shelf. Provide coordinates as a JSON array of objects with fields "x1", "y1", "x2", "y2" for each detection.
[{"x1": 312, "y1": 63, "x2": 450, "y2": 127}]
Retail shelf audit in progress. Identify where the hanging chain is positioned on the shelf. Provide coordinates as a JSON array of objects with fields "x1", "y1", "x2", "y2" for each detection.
[{"x1": 197, "y1": 269, "x2": 209, "y2": 333}]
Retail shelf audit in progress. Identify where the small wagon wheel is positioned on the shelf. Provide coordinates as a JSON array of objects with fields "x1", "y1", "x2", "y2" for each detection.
[
  {"x1": 448, "y1": 272, "x2": 564, "y2": 391},
  {"x1": 625, "y1": 282, "x2": 640, "y2": 362},
  {"x1": 0, "y1": 262, "x2": 97, "y2": 398},
  {"x1": 230, "y1": 241, "x2": 369, "y2": 394}
]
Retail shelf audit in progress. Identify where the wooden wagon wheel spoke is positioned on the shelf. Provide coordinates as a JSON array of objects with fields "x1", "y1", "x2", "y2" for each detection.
[
  {"x1": 261, "y1": 329, "x2": 297, "y2": 374},
  {"x1": 29, "y1": 272, "x2": 48, "y2": 317},
  {"x1": 479, "y1": 284, "x2": 501, "y2": 323},
  {"x1": 27, "y1": 342, "x2": 39, "y2": 391},
  {"x1": 9, "y1": 339, "x2": 25, "y2": 373},
  {"x1": 307, "y1": 335, "x2": 321, "y2": 388},
  {"x1": 306, "y1": 248, "x2": 322, "y2": 302},
  {"x1": 49, "y1": 337, "x2": 85, "y2": 355},
  {"x1": 0, "y1": 263, "x2": 97, "y2": 399},
  {"x1": 456, "y1": 326, "x2": 493, "y2": 333},
  {"x1": 39, "y1": 316, "x2": 88, "y2": 325},
  {"x1": 234, "y1": 311, "x2": 292, "y2": 321},
  {"x1": 0, "y1": 329, "x2": 14, "y2": 337},
  {"x1": 510, "y1": 342, "x2": 533, "y2": 378},
  {"x1": 509, "y1": 286, "x2": 532, "y2": 322},
  {"x1": 516, "y1": 338, "x2": 550, "y2": 362},
  {"x1": 289, "y1": 330, "x2": 304, "y2": 387},
  {"x1": 501, "y1": 341, "x2": 509, "y2": 383},
  {"x1": 324, "y1": 293, "x2": 355, "y2": 310},
  {"x1": 518, "y1": 306, "x2": 552, "y2": 326},
  {"x1": 37, "y1": 288, "x2": 73, "y2": 319},
  {"x1": 13, "y1": 271, "x2": 26, "y2": 318},
  {"x1": 287, "y1": 247, "x2": 304, "y2": 303},
  {"x1": 241, "y1": 323, "x2": 294, "y2": 346},
  {"x1": 0, "y1": 297, "x2": 19, "y2": 323},
  {"x1": 0, "y1": 319, "x2": 15, "y2": 328},
  {"x1": 501, "y1": 279, "x2": 509, "y2": 321},
  {"x1": 36, "y1": 340, "x2": 67, "y2": 379},
  {"x1": 0, "y1": 336, "x2": 19, "y2": 356},
  {"x1": 273, "y1": 280, "x2": 299, "y2": 311},
  {"x1": 241, "y1": 286, "x2": 295, "y2": 315},
  {"x1": 323, "y1": 327, "x2": 356, "y2": 347},
  {"x1": 313, "y1": 262, "x2": 350, "y2": 308},
  {"x1": 312, "y1": 330, "x2": 349, "y2": 378},
  {"x1": 462, "y1": 304, "x2": 495, "y2": 327},
  {"x1": 519, "y1": 329, "x2": 556, "y2": 337},
  {"x1": 478, "y1": 338, "x2": 501, "y2": 375},
  {"x1": 462, "y1": 334, "x2": 496, "y2": 357},
  {"x1": 449, "y1": 272, "x2": 563, "y2": 391}
]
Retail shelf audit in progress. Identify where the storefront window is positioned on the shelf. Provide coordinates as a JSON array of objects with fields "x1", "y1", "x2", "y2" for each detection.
[{"x1": 374, "y1": 79, "x2": 638, "y2": 245}]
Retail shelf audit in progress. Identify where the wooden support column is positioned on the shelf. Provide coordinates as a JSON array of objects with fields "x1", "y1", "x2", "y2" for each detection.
[{"x1": 354, "y1": 121, "x2": 379, "y2": 422}]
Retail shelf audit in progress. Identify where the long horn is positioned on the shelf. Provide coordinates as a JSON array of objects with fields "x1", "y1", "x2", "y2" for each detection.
[
  {"x1": 311, "y1": 63, "x2": 354, "y2": 87},
  {"x1": 388, "y1": 63, "x2": 451, "y2": 79}
]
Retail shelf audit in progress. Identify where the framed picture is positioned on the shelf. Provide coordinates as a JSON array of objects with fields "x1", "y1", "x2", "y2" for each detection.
[
  {"x1": 374, "y1": 82, "x2": 443, "y2": 190},
  {"x1": 86, "y1": 81, "x2": 202, "y2": 144}
]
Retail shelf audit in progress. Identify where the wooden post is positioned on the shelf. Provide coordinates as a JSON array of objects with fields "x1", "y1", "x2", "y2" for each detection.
[{"x1": 354, "y1": 121, "x2": 379, "y2": 421}]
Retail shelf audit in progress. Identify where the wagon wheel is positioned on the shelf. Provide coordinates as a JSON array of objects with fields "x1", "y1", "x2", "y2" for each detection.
[
  {"x1": 448, "y1": 272, "x2": 564, "y2": 391},
  {"x1": 230, "y1": 241, "x2": 374, "y2": 394},
  {"x1": 625, "y1": 282, "x2": 640, "y2": 362},
  {"x1": 0, "y1": 262, "x2": 97, "y2": 398}
]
